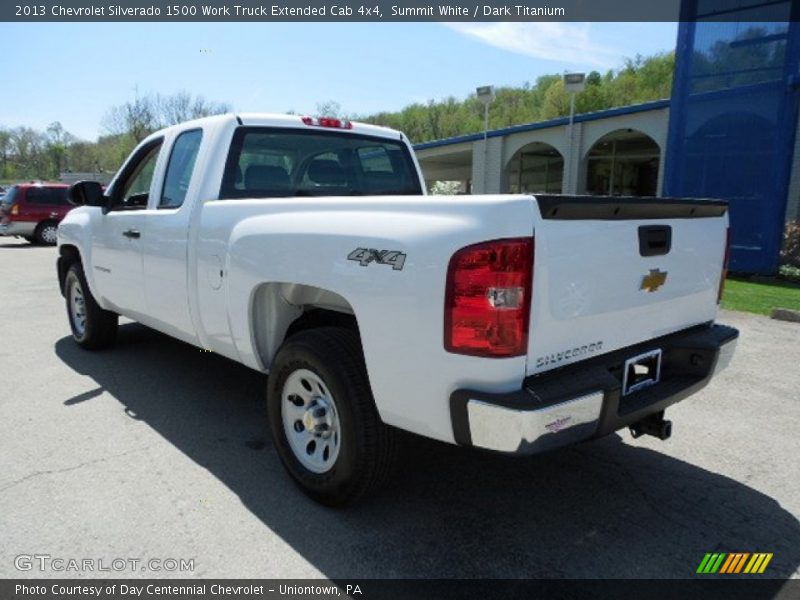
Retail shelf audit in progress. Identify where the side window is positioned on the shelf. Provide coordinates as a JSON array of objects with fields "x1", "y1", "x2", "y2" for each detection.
[
  {"x1": 26, "y1": 188, "x2": 47, "y2": 204},
  {"x1": 160, "y1": 129, "x2": 203, "y2": 209},
  {"x1": 113, "y1": 140, "x2": 163, "y2": 210},
  {"x1": 27, "y1": 187, "x2": 68, "y2": 205}
]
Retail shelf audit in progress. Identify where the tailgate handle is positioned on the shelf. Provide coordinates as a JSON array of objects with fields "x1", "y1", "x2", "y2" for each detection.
[{"x1": 638, "y1": 225, "x2": 671, "y2": 257}]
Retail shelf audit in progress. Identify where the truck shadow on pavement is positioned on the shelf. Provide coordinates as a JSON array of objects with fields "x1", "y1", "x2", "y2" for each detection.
[{"x1": 55, "y1": 323, "x2": 800, "y2": 581}]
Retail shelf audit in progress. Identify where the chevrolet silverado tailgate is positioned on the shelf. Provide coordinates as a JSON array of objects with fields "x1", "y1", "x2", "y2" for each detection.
[{"x1": 527, "y1": 195, "x2": 729, "y2": 376}]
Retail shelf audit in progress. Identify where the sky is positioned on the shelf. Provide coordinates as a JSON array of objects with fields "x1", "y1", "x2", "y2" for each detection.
[{"x1": 0, "y1": 22, "x2": 678, "y2": 141}]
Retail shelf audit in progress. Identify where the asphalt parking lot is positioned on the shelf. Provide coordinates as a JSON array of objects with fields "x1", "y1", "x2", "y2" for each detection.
[{"x1": 1, "y1": 238, "x2": 799, "y2": 582}]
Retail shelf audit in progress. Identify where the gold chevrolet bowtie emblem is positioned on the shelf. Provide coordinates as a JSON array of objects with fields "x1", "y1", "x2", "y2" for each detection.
[{"x1": 640, "y1": 269, "x2": 668, "y2": 292}]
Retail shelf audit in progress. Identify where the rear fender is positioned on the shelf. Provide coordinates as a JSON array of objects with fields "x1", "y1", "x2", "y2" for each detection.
[{"x1": 250, "y1": 282, "x2": 354, "y2": 370}]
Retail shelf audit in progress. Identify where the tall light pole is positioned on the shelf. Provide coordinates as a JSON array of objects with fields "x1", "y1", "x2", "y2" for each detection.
[
  {"x1": 563, "y1": 73, "x2": 585, "y2": 194},
  {"x1": 476, "y1": 85, "x2": 495, "y2": 194}
]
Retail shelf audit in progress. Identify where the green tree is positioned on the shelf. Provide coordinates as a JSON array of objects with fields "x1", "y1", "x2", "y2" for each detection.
[
  {"x1": 541, "y1": 79, "x2": 569, "y2": 119},
  {"x1": 45, "y1": 121, "x2": 74, "y2": 178}
]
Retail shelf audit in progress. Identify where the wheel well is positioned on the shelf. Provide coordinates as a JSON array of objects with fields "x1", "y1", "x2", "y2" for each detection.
[
  {"x1": 285, "y1": 308, "x2": 359, "y2": 340},
  {"x1": 250, "y1": 282, "x2": 360, "y2": 371},
  {"x1": 57, "y1": 244, "x2": 81, "y2": 296}
]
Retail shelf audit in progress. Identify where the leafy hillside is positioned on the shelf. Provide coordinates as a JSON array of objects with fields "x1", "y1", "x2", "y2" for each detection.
[{"x1": 361, "y1": 52, "x2": 674, "y2": 144}]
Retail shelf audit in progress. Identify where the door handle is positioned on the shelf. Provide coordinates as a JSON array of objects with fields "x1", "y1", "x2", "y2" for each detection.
[{"x1": 122, "y1": 229, "x2": 141, "y2": 239}]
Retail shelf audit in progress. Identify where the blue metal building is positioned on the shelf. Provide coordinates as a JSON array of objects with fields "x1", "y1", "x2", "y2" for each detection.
[{"x1": 664, "y1": 1, "x2": 800, "y2": 273}]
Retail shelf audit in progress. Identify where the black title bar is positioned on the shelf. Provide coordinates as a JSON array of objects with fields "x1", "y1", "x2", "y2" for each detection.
[
  {"x1": 3, "y1": 0, "x2": 796, "y2": 22},
  {"x1": 1, "y1": 579, "x2": 796, "y2": 600}
]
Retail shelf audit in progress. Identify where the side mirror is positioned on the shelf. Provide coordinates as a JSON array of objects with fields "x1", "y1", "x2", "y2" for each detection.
[{"x1": 69, "y1": 181, "x2": 106, "y2": 207}]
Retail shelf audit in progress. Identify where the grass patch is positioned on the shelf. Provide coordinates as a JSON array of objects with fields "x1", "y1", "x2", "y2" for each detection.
[{"x1": 721, "y1": 277, "x2": 800, "y2": 315}]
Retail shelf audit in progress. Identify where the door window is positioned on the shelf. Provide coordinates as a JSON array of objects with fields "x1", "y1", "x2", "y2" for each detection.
[
  {"x1": 112, "y1": 140, "x2": 163, "y2": 210},
  {"x1": 160, "y1": 129, "x2": 203, "y2": 209}
]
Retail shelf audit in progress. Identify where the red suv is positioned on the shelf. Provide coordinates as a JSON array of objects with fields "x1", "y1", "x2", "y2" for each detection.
[{"x1": 0, "y1": 183, "x2": 72, "y2": 245}]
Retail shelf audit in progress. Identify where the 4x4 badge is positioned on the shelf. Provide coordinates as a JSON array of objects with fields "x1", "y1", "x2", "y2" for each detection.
[
  {"x1": 347, "y1": 248, "x2": 406, "y2": 271},
  {"x1": 640, "y1": 268, "x2": 668, "y2": 292}
]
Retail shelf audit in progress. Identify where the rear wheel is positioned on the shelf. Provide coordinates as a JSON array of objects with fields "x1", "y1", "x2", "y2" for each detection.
[
  {"x1": 34, "y1": 221, "x2": 58, "y2": 245},
  {"x1": 267, "y1": 327, "x2": 396, "y2": 506},
  {"x1": 64, "y1": 262, "x2": 118, "y2": 349}
]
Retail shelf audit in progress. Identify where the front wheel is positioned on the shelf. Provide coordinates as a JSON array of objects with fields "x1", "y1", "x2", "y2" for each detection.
[
  {"x1": 64, "y1": 263, "x2": 118, "y2": 349},
  {"x1": 267, "y1": 327, "x2": 396, "y2": 506}
]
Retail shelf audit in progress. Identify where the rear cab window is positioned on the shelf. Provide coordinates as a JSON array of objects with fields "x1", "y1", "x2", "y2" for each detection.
[{"x1": 219, "y1": 127, "x2": 421, "y2": 199}]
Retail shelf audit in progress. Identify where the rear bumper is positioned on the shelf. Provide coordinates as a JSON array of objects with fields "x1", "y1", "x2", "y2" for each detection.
[
  {"x1": 450, "y1": 323, "x2": 738, "y2": 454},
  {"x1": 0, "y1": 221, "x2": 36, "y2": 237}
]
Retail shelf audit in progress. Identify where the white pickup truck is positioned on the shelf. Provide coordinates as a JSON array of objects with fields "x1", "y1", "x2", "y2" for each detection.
[{"x1": 58, "y1": 113, "x2": 738, "y2": 505}]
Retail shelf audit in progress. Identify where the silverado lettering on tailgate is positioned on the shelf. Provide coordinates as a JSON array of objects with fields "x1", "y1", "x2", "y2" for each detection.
[{"x1": 536, "y1": 341, "x2": 604, "y2": 369}]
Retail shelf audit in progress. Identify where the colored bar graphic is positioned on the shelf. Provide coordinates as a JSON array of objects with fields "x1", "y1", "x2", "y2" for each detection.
[{"x1": 699, "y1": 552, "x2": 773, "y2": 574}]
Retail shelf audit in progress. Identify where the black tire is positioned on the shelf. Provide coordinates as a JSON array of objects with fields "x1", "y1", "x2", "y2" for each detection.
[
  {"x1": 64, "y1": 262, "x2": 118, "y2": 349},
  {"x1": 33, "y1": 221, "x2": 58, "y2": 245},
  {"x1": 267, "y1": 327, "x2": 396, "y2": 506}
]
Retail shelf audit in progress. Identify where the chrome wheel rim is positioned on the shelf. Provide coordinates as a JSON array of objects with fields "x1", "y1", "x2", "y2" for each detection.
[
  {"x1": 68, "y1": 279, "x2": 87, "y2": 336},
  {"x1": 281, "y1": 368, "x2": 341, "y2": 474},
  {"x1": 41, "y1": 225, "x2": 57, "y2": 244}
]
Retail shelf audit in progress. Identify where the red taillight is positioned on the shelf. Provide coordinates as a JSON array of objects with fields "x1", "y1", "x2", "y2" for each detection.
[
  {"x1": 717, "y1": 228, "x2": 731, "y2": 304},
  {"x1": 301, "y1": 115, "x2": 353, "y2": 130},
  {"x1": 444, "y1": 237, "x2": 534, "y2": 357}
]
